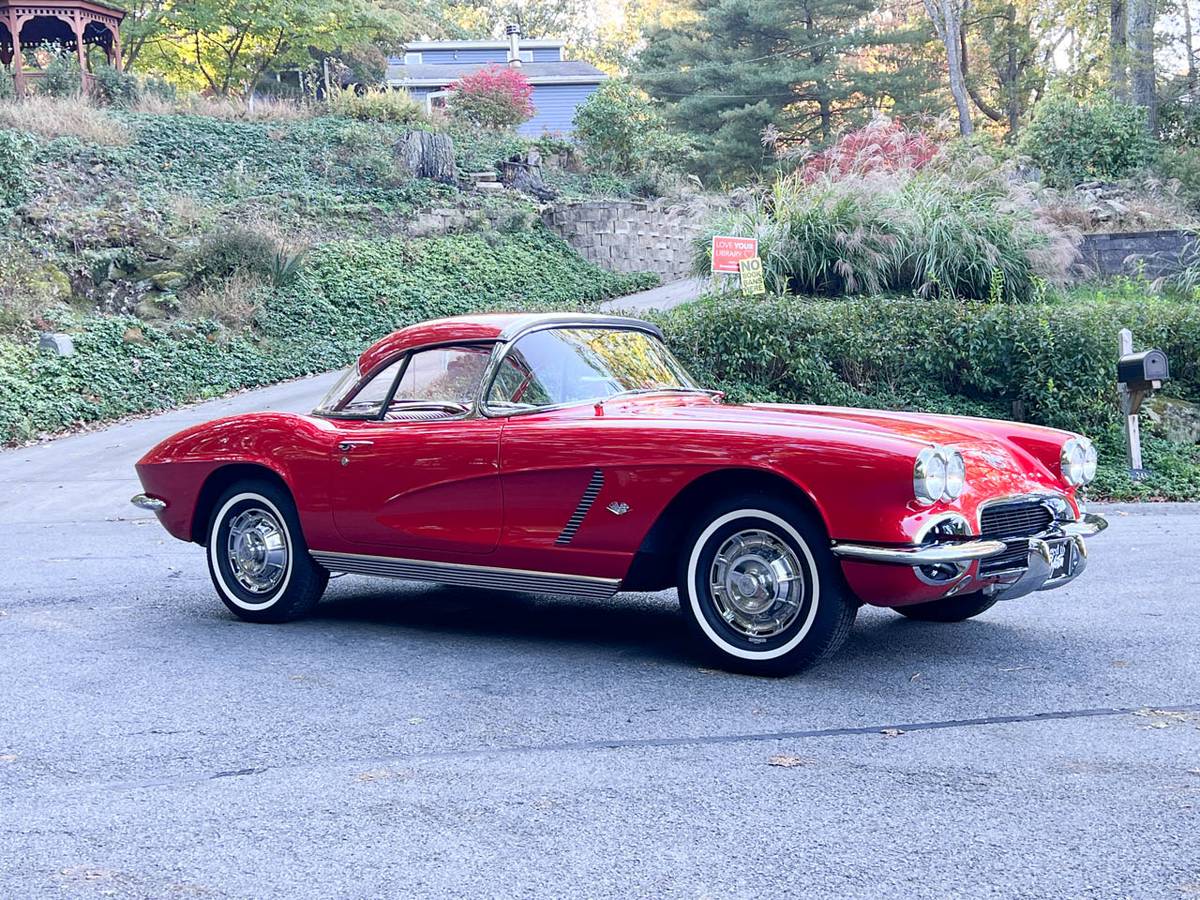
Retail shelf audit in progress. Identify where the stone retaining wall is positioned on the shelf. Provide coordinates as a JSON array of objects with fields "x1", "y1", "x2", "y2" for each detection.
[
  {"x1": 1079, "y1": 229, "x2": 1194, "y2": 278},
  {"x1": 542, "y1": 197, "x2": 726, "y2": 282}
]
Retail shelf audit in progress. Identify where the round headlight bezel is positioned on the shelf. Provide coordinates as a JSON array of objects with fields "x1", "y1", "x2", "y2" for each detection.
[
  {"x1": 915, "y1": 446, "x2": 968, "y2": 505},
  {"x1": 1061, "y1": 436, "x2": 1097, "y2": 487}
]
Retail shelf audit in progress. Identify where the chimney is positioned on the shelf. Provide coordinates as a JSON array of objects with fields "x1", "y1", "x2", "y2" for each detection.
[{"x1": 506, "y1": 23, "x2": 523, "y2": 67}]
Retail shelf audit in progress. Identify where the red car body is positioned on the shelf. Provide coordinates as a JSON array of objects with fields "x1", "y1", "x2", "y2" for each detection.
[{"x1": 134, "y1": 312, "x2": 1105, "y2": 613}]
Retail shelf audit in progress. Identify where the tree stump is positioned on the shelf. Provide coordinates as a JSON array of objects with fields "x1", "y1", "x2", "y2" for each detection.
[
  {"x1": 500, "y1": 148, "x2": 557, "y2": 200},
  {"x1": 396, "y1": 131, "x2": 457, "y2": 183}
]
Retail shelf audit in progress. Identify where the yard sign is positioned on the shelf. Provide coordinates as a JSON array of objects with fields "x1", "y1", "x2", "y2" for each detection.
[
  {"x1": 738, "y1": 256, "x2": 766, "y2": 295},
  {"x1": 711, "y1": 235, "x2": 759, "y2": 274}
]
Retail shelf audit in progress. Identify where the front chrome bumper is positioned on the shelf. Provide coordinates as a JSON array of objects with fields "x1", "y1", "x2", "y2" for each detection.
[
  {"x1": 130, "y1": 493, "x2": 167, "y2": 512},
  {"x1": 832, "y1": 512, "x2": 1109, "y2": 599}
]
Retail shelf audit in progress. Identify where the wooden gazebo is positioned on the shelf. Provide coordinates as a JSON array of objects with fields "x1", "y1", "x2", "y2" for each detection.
[{"x1": 0, "y1": 0, "x2": 125, "y2": 95}]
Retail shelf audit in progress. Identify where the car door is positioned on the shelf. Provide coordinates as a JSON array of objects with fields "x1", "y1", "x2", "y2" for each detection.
[{"x1": 328, "y1": 344, "x2": 503, "y2": 557}]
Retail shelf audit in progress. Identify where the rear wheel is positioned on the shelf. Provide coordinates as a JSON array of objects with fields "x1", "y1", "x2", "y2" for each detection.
[
  {"x1": 677, "y1": 493, "x2": 856, "y2": 676},
  {"x1": 894, "y1": 591, "x2": 998, "y2": 623},
  {"x1": 206, "y1": 480, "x2": 328, "y2": 623}
]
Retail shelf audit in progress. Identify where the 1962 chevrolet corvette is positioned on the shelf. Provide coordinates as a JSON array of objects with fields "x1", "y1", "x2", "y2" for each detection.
[{"x1": 133, "y1": 312, "x2": 1107, "y2": 674}]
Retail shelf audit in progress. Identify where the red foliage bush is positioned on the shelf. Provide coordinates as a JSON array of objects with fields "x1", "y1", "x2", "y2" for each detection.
[
  {"x1": 800, "y1": 119, "x2": 942, "y2": 182},
  {"x1": 447, "y1": 65, "x2": 535, "y2": 128}
]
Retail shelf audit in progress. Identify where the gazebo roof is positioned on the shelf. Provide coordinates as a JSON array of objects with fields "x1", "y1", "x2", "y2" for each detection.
[{"x1": 0, "y1": 0, "x2": 126, "y2": 23}]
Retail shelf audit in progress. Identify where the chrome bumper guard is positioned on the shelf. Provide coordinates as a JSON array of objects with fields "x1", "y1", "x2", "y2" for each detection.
[
  {"x1": 130, "y1": 493, "x2": 167, "y2": 512},
  {"x1": 832, "y1": 512, "x2": 1109, "y2": 601}
]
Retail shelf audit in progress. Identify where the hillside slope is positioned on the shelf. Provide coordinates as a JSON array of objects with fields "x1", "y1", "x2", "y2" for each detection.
[{"x1": 0, "y1": 102, "x2": 655, "y2": 444}]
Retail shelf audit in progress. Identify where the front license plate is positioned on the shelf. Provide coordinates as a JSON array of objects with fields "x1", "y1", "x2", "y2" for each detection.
[{"x1": 1047, "y1": 540, "x2": 1073, "y2": 579}]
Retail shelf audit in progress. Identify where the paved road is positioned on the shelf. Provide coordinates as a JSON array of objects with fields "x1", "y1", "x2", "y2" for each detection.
[
  {"x1": 598, "y1": 276, "x2": 708, "y2": 313},
  {"x1": 2, "y1": 380, "x2": 1199, "y2": 899}
]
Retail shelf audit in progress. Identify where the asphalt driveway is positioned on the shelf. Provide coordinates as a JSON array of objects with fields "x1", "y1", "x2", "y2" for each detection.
[{"x1": 1, "y1": 379, "x2": 1198, "y2": 899}]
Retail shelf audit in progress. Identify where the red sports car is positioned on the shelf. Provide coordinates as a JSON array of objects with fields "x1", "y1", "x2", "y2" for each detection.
[{"x1": 133, "y1": 313, "x2": 1107, "y2": 674}]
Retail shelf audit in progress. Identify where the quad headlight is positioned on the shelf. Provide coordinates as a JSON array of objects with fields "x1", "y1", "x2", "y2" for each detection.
[
  {"x1": 914, "y1": 446, "x2": 966, "y2": 505},
  {"x1": 1060, "y1": 436, "x2": 1098, "y2": 486}
]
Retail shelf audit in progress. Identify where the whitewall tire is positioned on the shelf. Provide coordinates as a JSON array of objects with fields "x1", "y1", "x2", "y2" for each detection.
[
  {"x1": 677, "y1": 494, "x2": 856, "y2": 676},
  {"x1": 206, "y1": 480, "x2": 328, "y2": 623}
]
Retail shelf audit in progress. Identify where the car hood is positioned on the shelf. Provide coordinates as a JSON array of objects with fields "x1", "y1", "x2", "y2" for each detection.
[{"x1": 600, "y1": 395, "x2": 1075, "y2": 500}]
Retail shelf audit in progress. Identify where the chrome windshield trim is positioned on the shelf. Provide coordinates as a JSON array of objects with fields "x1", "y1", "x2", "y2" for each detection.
[
  {"x1": 832, "y1": 539, "x2": 1008, "y2": 565},
  {"x1": 476, "y1": 323, "x2": 702, "y2": 418},
  {"x1": 495, "y1": 314, "x2": 662, "y2": 343}
]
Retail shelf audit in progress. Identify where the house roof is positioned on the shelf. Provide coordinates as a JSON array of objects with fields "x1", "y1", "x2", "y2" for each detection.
[
  {"x1": 387, "y1": 60, "x2": 605, "y2": 88},
  {"x1": 403, "y1": 39, "x2": 564, "y2": 51}
]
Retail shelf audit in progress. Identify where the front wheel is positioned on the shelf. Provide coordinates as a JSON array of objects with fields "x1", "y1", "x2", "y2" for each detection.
[
  {"x1": 677, "y1": 495, "x2": 857, "y2": 676},
  {"x1": 206, "y1": 480, "x2": 328, "y2": 623}
]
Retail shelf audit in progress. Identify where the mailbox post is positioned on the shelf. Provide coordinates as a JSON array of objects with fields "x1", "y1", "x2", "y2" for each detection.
[{"x1": 1116, "y1": 328, "x2": 1170, "y2": 480}]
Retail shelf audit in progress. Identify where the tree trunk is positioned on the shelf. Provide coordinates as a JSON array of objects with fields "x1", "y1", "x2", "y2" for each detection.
[
  {"x1": 1111, "y1": 0, "x2": 1129, "y2": 100},
  {"x1": 1130, "y1": 0, "x2": 1157, "y2": 131},
  {"x1": 925, "y1": 0, "x2": 974, "y2": 135},
  {"x1": 1185, "y1": 0, "x2": 1197, "y2": 92},
  {"x1": 396, "y1": 131, "x2": 457, "y2": 183}
]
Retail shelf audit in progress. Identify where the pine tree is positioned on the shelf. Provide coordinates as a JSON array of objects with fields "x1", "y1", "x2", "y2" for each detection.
[{"x1": 635, "y1": 0, "x2": 936, "y2": 179}]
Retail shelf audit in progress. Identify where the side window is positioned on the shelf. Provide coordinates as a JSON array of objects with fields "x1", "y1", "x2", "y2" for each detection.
[
  {"x1": 489, "y1": 352, "x2": 554, "y2": 409},
  {"x1": 336, "y1": 358, "x2": 404, "y2": 417},
  {"x1": 391, "y1": 345, "x2": 493, "y2": 408}
]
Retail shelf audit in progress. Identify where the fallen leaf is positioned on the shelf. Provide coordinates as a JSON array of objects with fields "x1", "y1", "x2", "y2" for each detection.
[
  {"x1": 768, "y1": 754, "x2": 808, "y2": 768},
  {"x1": 0, "y1": 754, "x2": 17, "y2": 763},
  {"x1": 881, "y1": 728, "x2": 906, "y2": 738},
  {"x1": 1111, "y1": 660, "x2": 1129, "y2": 668},
  {"x1": 407, "y1": 717, "x2": 424, "y2": 725}
]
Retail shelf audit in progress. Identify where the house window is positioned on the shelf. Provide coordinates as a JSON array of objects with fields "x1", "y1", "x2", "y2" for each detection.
[
  {"x1": 403, "y1": 52, "x2": 423, "y2": 65},
  {"x1": 519, "y1": 50, "x2": 534, "y2": 63}
]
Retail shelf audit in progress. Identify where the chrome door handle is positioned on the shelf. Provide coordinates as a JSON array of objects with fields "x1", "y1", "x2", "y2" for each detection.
[{"x1": 337, "y1": 440, "x2": 375, "y2": 451}]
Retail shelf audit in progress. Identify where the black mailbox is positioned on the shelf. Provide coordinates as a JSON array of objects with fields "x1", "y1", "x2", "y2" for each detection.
[{"x1": 1117, "y1": 349, "x2": 1170, "y2": 390}]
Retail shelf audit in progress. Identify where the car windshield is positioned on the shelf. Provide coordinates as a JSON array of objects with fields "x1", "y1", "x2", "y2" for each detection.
[{"x1": 486, "y1": 327, "x2": 703, "y2": 411}]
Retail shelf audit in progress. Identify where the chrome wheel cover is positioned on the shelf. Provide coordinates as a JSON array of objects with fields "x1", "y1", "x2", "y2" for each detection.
[
  {"x1": 226, "y1": 507, "x2": 288, "y2": 594},
  {"x1": 709, "y1": 528, "x2": 806, "y2": 639}
]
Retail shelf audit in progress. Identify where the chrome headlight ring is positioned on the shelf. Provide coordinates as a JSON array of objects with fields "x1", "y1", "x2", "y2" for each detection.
[
  {"x1": 1061, "y1": 437, "x2": 1098, "y2": 487},
  {"x1": 914, "y1": 446, "x2": 966, "y2": 505}
]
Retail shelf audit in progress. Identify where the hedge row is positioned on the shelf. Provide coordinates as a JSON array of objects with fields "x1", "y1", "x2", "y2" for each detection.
[
  {"x1": 0, "y1": 230, "x2": 656, "y2": 444},
  {"x1": 656, "y1": 293, "x2": 1200, "y2": 500}
]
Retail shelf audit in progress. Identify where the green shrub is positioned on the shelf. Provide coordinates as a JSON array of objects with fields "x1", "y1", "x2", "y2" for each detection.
[
  {"x1": 327, "y1": 87, "x2": 426, "y2": 124},
  {"x1": 1154, "y1": 145, "x2": 1200, "y2": 212},
  {"x1": 91, "y1": 64, "x2": 140, "y2": 107},
  {"x1": 40, "y1": 47, "x2": 81, "y2": 98},
  {"x1": 0, "y1": 241, "x2": 71, "y2": 328},
  {"x1": 185, "y1": 227, "x2": 296, "y2": 287},
  {"x1": 573, "y1": 80, "x2": 695, "y2": 175},
  {"x1": 0, "y1": 129, "x2": 37, "y2": 207},
  {"x1": 1019, "y1": 93, "x2": 1157, "y2": 187},
  {"x1": 698, "y1": 166, "x2": 1077, "y2": 302},
  {"x1": 0, "y1": 66, "x2": 14, "y2": 101},
  {"x1": 141, "y1": 75, "x2": 177, "y2": 103},
  {"x1": 656, "y1": 292, "x2": 1200, "y2": 499}
]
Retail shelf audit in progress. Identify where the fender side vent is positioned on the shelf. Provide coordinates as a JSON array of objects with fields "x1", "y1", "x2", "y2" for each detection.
[{"x1": 556, "y1": 470, "x2": 605, "y2": 545}]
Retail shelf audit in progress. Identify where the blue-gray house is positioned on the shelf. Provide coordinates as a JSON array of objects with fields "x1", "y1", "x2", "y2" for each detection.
[{"x1": 385, "y1": 27, "x2": 606, "y2": 137}]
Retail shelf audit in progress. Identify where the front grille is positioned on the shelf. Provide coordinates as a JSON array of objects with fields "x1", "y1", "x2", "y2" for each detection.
[
  {"x1": 977, "y1": 498, "x2": 1056, "y2": 577},
  {"x1": 980, "y1": 499, "x2": 1054, "y2": 539},
  {"x1": 979, "y1": 541, "x2": 1031, "y2": 576}
]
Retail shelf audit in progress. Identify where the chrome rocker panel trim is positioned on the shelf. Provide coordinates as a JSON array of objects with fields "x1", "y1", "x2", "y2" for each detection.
[
  {"x1": 832, "y1": 540, "x2": 1008, "y2": 565},
  {"x1": 130, "y1": 493, "x2": 167, "y2": 511},
  {"x1": 309, "y1": 550, "x2": 621, "y2": 600}
]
